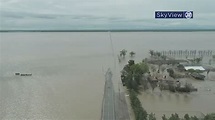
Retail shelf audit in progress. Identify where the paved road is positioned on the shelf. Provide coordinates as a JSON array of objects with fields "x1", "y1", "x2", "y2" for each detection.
[{"x1": 101, "y1": 68, "x2": 116, "y2": 120}]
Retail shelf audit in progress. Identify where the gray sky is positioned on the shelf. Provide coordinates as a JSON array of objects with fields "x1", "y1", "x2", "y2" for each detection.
[{"x1": 0, "y1": 0, "x2": 215, "y2": 30}]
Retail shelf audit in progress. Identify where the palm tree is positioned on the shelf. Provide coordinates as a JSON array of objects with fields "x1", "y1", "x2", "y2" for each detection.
[
  {"x1": 120, "y1": 49, "x2": 127, "y2": 57},
  {"x1": 129, "y1": 51, "x2": 135, "y2": 57},
  {"x1": 194, "y1": 57, "x2": 202, "y2": 64}
]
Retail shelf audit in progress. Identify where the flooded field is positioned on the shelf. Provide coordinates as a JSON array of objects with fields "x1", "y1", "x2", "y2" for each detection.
[{"x1": 0, "y1": 32, "x2": 215, "y2": 119}]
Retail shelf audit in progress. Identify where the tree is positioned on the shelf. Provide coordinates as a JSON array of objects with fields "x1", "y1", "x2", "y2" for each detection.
[
  {"x1": 128, "y1": 60, "x2": 135, "y2": 66},
  {"x1": 161, "y1": 55, "x2": 167, "y2": 60},
  {"x1": 169, "y1": 113, "x2": 180, "y2": 120},
  {"x1": 167, "y1": 68, "x2": 175, "y2": 78},
  {"x1": 122, "y1": 60, "x2": 149, "y2": 92},
  {"x1": 130, "y1": 51, "x2": 136, "y2": 57},
  {"x1": 156, "y1": 52, "x2": 161, "y2": 58},
  {"x1": 191, "y1": 116, "x2": 199, "y2": 120},
  {"x1": 129, "y1": 90, "x2": 148, "y2": 120},
  {"x1": 149, "y1": 50, "x2": 155, "y2": 56},
  {"x1": 130, "y1": 62, "x2": 149, "y2": 75},
  {"x1": 162, "y1": 115, "x2": 168, "y2": 120},
  {"x1": 184, "y1": 114, "x2": 190, "y2": 120},
  {"x1": 204, "y1": 113, "x2": 215, "y2": 120},
  {"x1": 195, "y1": 57, "x2": 202, "y2": 64},
  {"x1": 149, "y1": 113, "x2": 156, "y2": 120},
  {"x1": 120, "y1": 49, "x2": 127, "y2": 57}
]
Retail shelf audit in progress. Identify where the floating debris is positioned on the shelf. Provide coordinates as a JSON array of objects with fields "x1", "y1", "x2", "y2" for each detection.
[
  {"x1": 20, "y1": 74, "x2": 32, "y2": 76},
  {"x1": 15, "y1": 73, "x2": 32, "y2": 76}
]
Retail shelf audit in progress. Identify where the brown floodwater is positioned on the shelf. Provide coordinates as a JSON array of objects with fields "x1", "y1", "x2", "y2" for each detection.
[{"x1": 0, "y1": 32, "x2": 215, "y2": 119}]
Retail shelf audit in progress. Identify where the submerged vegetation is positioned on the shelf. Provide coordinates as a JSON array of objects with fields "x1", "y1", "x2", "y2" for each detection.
[
  {"x1": 159, "y1": 50, "x2": 213, "y2": 57},
  {"x1": 160, "y1": 113, "x2": 215, "y2": 120},
  {"x1": 212, "y1": 55, "x2": 215, "y2": 59},
  {"x1": 120, "y1": 49, "x2": 127, "y2": 57},
  {"x1": 121, "y1": 59, "x2": 214, "y2": 120},
  {"x1": 130, "y1": 51, "x2": 136, "y2": 57},
  {"x1": 119, "y1": 49, "x2": 136, "y2": 58},
  {"x1": 129, "y1": 90, "x2": 147, "y2": 120},
  {"x1": 120, "y1": 49, "x2": 215, "y2": 120},
  {"x1": 189, "y1": 57, "x2": 203, "y2": 64}
]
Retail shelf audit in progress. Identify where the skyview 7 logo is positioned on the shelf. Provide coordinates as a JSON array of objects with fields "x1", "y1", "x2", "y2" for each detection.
[{"x1": 155, "y1": 11, "x2": 193, "y2": 19}]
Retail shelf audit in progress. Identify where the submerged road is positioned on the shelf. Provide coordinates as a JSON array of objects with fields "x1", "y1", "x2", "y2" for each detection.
[{"x1": 101, "y1": 68, "x2": 116, "y2": 120}]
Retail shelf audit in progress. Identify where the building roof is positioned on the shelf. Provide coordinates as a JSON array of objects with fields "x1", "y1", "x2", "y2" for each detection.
[{"x1": 184, "y1": 66, "x2": 205, "y2": 71}]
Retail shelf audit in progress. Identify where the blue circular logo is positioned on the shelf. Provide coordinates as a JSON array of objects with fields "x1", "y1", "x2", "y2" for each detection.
[{"x1": 185, "y1": 11, "x2": 193, "y2": 19}]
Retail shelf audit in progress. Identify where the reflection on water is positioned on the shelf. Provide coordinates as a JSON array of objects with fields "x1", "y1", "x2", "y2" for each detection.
[{"x1": 0, "y1": 32, "x2": 215, "y2": 119}]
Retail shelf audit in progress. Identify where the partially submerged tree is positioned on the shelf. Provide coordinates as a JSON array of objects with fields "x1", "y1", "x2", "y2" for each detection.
[
  {"x1": 148, "y1": 113, "x2": 156, "y2": 120},
  {"x1": 149, "y1": 50, "x2": 155, "y2": 56},
  {"x1": 184, "y1": 114, "x2": 190, "y2": 120},
  {"x1": 190, "y1": 57, "x2": 203, "y2": 64},
  {"x1": 130, "y1": 51, "x2": 136, "y2": 57},
  {"x1": 120, "y1": 49, "x2": 127, "y2": 57},
  {"x1": 204, "y1": 113, "x2": 215, "y2": 120},
  {"x1": 195, "y1": 57, "x2": 202, "y2": 64},
  {"x1": 162, "y1": 115, "x2": 168, "y2": 120},
  {"x1": 167, "y1": 68, "x2": 175, "y2": 78},
  {"x1": 161, "y1": 55, "x2": 167, "y2": 60},
  {"x1": 156, "y1": 52, "x2": 161, "y2": 58},
  {"x1": 128, "y1": 60, "x2": 135, "y2": 66},
  {"x1": 213, "y1": 55, "x2": 215, "y2": 60},
  {"x1": 169, "y1": 113, "x2": 180, "y2": 120},
  {"x1": 129, "y1": 90, "x2": 148, "y2": 120}
]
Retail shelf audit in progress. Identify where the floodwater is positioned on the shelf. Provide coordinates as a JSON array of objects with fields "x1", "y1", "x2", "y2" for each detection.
[
  {"x1": 0, "y1": 32, "x2": 215, "y2": 119},
  {"x1": 138, "y1": 72, "x2": 215, "y2": 119}
]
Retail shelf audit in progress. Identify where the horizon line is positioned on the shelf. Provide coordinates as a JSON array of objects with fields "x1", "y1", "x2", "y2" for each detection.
[{"x1": 1, "y1": 29, "x2": 215, "y2": 32}]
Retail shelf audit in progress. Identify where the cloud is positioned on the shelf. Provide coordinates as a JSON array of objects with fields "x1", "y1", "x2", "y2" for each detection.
[{"x1": 0, "y1": 0, "x2": 215, "y2": 30}]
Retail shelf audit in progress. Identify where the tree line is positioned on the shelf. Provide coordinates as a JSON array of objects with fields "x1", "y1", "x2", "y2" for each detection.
[{"x1": 149, "y1": 50, "x2": 213, "y2": 57}]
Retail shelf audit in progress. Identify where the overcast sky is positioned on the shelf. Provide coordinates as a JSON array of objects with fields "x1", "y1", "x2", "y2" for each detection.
[{"x1": 0, "y1": 0, "x2": 215, "y2": 30}]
